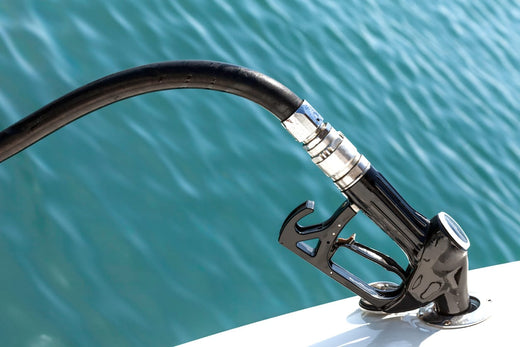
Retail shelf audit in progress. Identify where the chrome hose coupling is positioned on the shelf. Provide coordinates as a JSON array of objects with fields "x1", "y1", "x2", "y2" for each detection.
[{"x1": 282, "y1": 101, "x2": 370, "y2": 194}]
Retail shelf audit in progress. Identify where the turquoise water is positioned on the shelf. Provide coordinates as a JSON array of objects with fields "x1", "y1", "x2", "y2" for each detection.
[{"x1": 1, "y1": 1, "x2": 520, "y2": 345}]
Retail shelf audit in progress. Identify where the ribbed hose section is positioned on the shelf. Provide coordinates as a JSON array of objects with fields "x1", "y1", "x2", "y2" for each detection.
[{"x1": 0, "y1": 60, "x2": 303, "y2": 162}]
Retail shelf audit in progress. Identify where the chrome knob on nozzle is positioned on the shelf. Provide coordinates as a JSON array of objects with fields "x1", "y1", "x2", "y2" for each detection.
[{"x1": 279, "y1": 101, "x2": 480, "y2": 322}]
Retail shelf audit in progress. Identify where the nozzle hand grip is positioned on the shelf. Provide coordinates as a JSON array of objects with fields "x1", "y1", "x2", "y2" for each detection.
[{"x1": 345, "y1": 167, "x2": 430, "y2": 262}]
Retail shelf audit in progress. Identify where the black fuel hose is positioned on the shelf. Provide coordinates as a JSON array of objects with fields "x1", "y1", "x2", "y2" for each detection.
[{"x1": 0, "y1": 60, "x2": 303, "y2": 163}]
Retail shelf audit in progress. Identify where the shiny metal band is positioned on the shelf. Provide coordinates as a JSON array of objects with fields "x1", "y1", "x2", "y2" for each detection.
[
  {"x1": 282, "y1": 101, "x2": 371, "y2": 192},
  {"x1": 281, "y1": 101, "x2": 324, "y2": 142}
]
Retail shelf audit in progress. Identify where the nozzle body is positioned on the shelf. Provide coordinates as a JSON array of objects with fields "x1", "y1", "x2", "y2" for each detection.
[
  {"x1": 345, "y1": 167, "x2": 430, "y2": 262},
  {"x1": 282, "y1": 101, "x2": 471, "y2": 315},
  {"x1": 282, "y1": 101, "x2": 430, "y2": 262}
]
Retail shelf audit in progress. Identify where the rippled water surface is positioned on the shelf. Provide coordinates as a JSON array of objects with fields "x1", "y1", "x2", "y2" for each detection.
[{"x1": 1, "y1": 1, "x2": 520, "y2": 346}]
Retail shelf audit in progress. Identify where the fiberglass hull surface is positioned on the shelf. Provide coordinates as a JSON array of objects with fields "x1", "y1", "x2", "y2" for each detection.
[{"x1": 180, "y1": 261, "x2": 519, "y2": 346}]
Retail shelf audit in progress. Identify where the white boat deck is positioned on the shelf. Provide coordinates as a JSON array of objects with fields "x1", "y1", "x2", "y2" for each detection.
[{"x1": 180, "y1": 261, "x2": 519, "y2": 346}]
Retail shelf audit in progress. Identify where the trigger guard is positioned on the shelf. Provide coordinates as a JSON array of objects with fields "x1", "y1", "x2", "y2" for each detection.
[{"x1": 278, "y1": 199, "x2": 403, "y2": 310}]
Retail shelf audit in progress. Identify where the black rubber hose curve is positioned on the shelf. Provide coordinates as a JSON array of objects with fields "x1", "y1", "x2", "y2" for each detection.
[{"x1": 0, "y1": 60, "x2": 303, "y2": 163}]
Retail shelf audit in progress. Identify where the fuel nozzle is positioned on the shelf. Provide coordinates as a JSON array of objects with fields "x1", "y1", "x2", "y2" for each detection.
[{"x1": 280, "y1": 101, "x2": 482, "y2": 322}]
